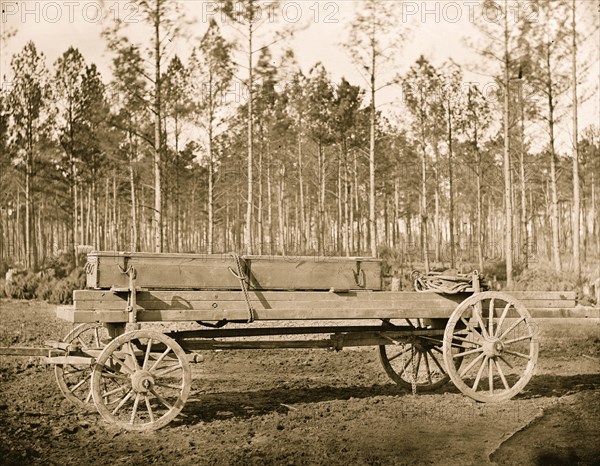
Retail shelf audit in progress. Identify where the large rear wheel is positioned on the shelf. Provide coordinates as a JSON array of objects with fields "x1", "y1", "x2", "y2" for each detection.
[{"x1": 443, "y1": 292, "x2": 538, "y2": 402}]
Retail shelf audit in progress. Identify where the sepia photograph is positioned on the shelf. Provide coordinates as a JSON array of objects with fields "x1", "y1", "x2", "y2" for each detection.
[{"x1": 0, "y1": 0, "x2": 599, "y2": 464}]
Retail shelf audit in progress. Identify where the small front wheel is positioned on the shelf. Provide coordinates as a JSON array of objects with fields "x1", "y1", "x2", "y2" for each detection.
[
  {"x1": 443, "y1": 292, "x2": 538, "y2": 402},
  {"x1": 55, "y1": 323, "x2": 107, "y2": 410},
  {"x1": 91, "y1": 330, "x2": 191, "y2": 431}
]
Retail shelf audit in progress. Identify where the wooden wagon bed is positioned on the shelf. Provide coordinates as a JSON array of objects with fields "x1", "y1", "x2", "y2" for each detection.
[{"x1": 59, "y1": 290, "x2": 589, "y2": 323}]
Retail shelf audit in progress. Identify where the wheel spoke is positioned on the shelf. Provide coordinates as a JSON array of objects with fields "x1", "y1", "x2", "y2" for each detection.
[
  {"x1": 149, "y1": 347, "x2": 173, "y2": 372},
  {"x1": 413, "y1": 351, "x2": 422, "y2": 378},
  {"x1": 387, "y1": 347, "x2": 412, "y2": 362},
  {"x1": 498, "y1": 316, "x2": 526, "y2": 341},
  {"x1": 130, "y1": 393, "x2": 141, "y2": 424},
  {"x1": 504, "y1": 350, "x2": 531, "y2": 360},
  {"x1": 94, "y1": 327, "x2": 101, "y2": 347},
  {"x1": 154, "y1": 381, "x2": 184, "y2": 390},
  {"x1": 494, "y1": 359, "x2": 510, "y2": 390},
  {"x1": 450, "y1": 341, "x2": 482, "y2": 350},
  {"x1": 102, "y1": 385, "x2": 128, "y2": 399},
  {"x1": 111, "y1": 390, "x2": 134, "y2": 415},
  {"x1": 128, "y1": 342, "x2": 141, "y2": 371},
  {"x1": 498, "y1": 355, "x2": 514, "y2": 369},
  {"x1": 451, "y1": 335, "x2": 483, "y2": 346},
  {"x1": 461, "y1": 317, "x2": 485, "y2": 340},
  {"x1": 85, "y1": 388, "x2": 93, "y2": 403},
  {"x1": 426, "y1": 348, "x2": 445, "y2": 374},
  {"x1": 488, "y1": 298, "x2": 496, "y2": 337},
  {"x1": 70, "y1": 373, "x2": 91, "y2": 393},
  {"x1": 149, "y1": 388, "x2": 173, "y2": 411},
  {"x1": 100, "y1": 371, "x2": 128, "y2": 381},
  {"x1": 459, "y1": 352, "x2": 485, "y2": 378},
  {"x1": 473, "y1": 305, "x2": 489, "y2": 339},
  {"x1": 503, "y1": 334, "x2": 534, "y2": 345},
  {"x1": 495, "y1": 303, "x2": 512, "y2": 337},
  {"x1": 423, "y1": 352, "x2": 433, "y2": 385},
  {"x1": 488, "y1": 357, "x2": 494, "y2": 394},
  {"x1": 145, "y1": 395, "x2": 155, "y2": 423},
  {"x1": 142, "y1": 338, "x2": 153, "y2": 370},
  {"x1": 108, "y1": 356, "x2": 134, "y2": 375},
  {"x1": 453, "y1": 346, "x2": 484, "y2": 359},
  {"x1": 472, "y1": 355, "x2": 489, "y2": 392},
  {"x1": 397, "y1": 351, "x2": 415, "y2": 377},
  {"x1": 154, "y1": 363, "x2": 183, "y2": 378}
]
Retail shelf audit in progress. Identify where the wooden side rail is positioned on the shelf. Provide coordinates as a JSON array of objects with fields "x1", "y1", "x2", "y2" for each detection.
[{"x1": 55, "y1": 290, "x2": 594, "y2": 323}]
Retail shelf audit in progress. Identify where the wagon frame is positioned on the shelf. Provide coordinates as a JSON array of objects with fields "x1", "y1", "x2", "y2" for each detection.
[{"x1": 1, "y1": 252, "x2": 595, "y2": 431}]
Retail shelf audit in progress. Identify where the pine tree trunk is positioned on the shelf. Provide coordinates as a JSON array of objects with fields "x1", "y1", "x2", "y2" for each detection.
[
  {"x1": 278, "y1": 164, "x2": 286, "y2": 255},
  {"x1": 153, "y1": 4, "x2": 163, "y2": 253},
  {"x1": 447, "y1": 108, "x2": 455, "y2": 269},
  {"x1": 369, "y1": 38, "x2": 377, "y2": 257},
  {"x1": 297, "y1": 129, "x2": 306, "y2": 252},
  {"x1": 571, "y1": 0, "x2": 581, "y2": 277},
  {"x1": 421, "y1": 142, "x2": 429, "y2": 273},
  {"x1": 266, "y1": 145, "x2": 273, "y2": 254},
  {"x1": 502, "y1": 1, "x2": 514, "y2": 287},
  {"x1": 257, "y1": 134, "x2": 263, "y2": 255},
  {"x1": 518, "y1": 82, "x2": 528, "y2": 268},
  {"x1": 245, "y1": 24, "x2": 254, "y2": 254},
  {"x1": 547, "y1": 44, "x2": 562, "y2": 272}
]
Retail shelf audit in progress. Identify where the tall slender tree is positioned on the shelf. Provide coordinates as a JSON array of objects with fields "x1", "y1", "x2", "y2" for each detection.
[
  {"x1": 7, "y1": 41, "x2": 53, "y2": 270},
  {"x1": 346, "y1": 0, "x2": 408, "y2": 257},
  {"x1": 190, "y1": 18, "x2": 234, "y2": 254},
  {"x1": 102, "y1": 0, "x2": 185, "y2": 252}
]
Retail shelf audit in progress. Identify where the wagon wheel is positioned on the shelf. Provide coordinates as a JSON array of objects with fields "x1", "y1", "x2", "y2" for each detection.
[
  {"x1": 443, "y1": 292, "x2": 539, "y2": 403},
  {"x1": 379, "y1": 319, "x2": 461, "y2": 391},
  {"x1": 55, "y1": 323, "x2": 108, "y2": 410},
  {"x1": 91, "y1": 330, "x2": 191, "y2": 431}
]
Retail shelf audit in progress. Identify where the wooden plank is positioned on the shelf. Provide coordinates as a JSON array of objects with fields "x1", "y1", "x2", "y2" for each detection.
[
  {"x1": 246, "y1": 255, "x2": 382, "y2": 291},
  {"x1": 73, "y1": 289, "x2": 576, "y2": 302},
  {"x1": 86, "y1": 252, "x2": 382, "y2": 291},
  {"x1": 86, "y1": 252, "x2": 241, "y2": 290},
  {"x1": 73, "y1": 290, "x2": 468, "y2": 302},
  {"x1": 73, "y1": 298, "x2": 465, "y2": 311},
  {"x1": 60, "y1": 307, "x2": 472, "y2": 323},
  {"x1": 60, "y1": 304, "x2": 597, "y2": 323},
  {"x1": 72, "y1": 297, "x2": 576, "y2": 311}
]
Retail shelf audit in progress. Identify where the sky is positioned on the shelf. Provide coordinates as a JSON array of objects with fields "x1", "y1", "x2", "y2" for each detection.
[{"x1": 1, "y1": 0, "x2": 598, "y2": 152}]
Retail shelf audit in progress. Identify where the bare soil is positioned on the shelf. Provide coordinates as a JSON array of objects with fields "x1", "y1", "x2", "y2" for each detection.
[{"x1": 0, "y1": 299, "x2": 599, "y2": 466}]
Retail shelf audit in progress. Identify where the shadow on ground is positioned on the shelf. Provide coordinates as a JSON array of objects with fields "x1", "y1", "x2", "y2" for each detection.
[{"x1": 179, "y1": 372, "x2": 600, "y2": 426}]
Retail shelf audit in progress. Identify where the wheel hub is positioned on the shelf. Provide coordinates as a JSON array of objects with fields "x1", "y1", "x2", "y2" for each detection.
[
  {"x1": 482, "y1": 338, "x2": 504, "y2": 357},
  {"x1": 131, "y1": 370, "x2": 154, "y2": 393}
]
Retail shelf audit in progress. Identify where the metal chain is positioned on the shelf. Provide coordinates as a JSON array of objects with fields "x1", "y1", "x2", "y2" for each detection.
[{"x1": 411, "y1": 345, "x2": 418, "y2": 396}]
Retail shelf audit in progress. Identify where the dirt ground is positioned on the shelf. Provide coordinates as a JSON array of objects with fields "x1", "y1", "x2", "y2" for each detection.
[{"x1": 0, "y1": 299, "x2": 599, "y2": 466}]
